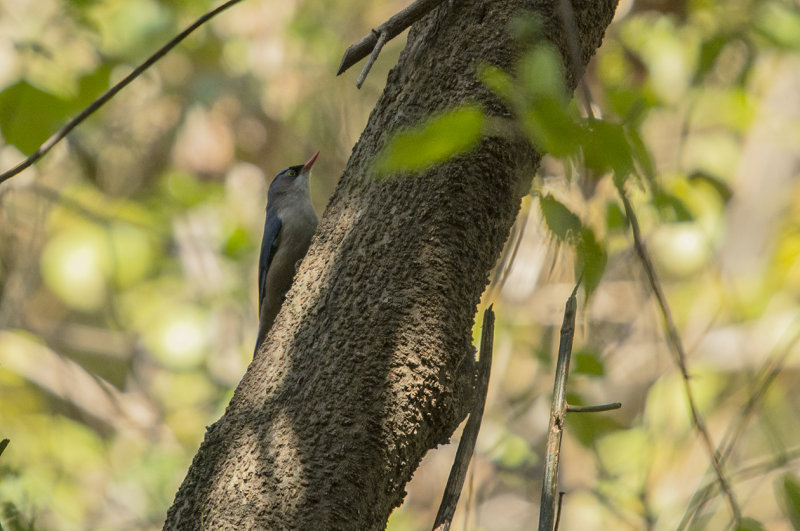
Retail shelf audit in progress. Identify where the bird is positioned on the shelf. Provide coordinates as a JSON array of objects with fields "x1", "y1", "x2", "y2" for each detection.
[{"x1": 255, "y1": 151, "x2": 319, "y2": 352}]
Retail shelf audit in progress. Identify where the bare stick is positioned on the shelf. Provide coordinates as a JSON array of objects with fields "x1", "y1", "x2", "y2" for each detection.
[
  {"x1": 538, "y1": 284, "x2": 579, "y2": 531},
  {"x1": 619, "y1": 191, "x2": 742, "y2": 524},
  {"x1": 554, "y1": 492, "x2": 565, "y2": 531},
  {"x1": 0, "y1": 0, "x2": 244, "y2": 185},
  {"x1": 356, "y1": 30, "x2": 389, "y2": 89},
  {"x1": 337, "y1": 0, "x2": 445, "y2": 84},
  {"x1": 566, "y1": 402, "x2": 621, "y2": 413},
  {"x1": 432, "y1": 306, "x2": 495, "y2": 531}
]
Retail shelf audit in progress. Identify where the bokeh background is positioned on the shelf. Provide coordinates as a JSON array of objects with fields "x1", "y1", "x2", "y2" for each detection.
[{"x1": 1, "y1": 0, "x2": 800, "y2": 529}]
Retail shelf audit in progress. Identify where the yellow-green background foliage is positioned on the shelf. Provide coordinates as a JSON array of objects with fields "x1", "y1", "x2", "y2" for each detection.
[{"x1": 1, "y1": 0, "x2": 799, "y2": 529}]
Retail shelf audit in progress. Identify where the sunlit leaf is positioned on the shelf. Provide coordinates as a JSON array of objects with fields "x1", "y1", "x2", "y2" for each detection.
[
  {"x1": 374, "y1": 106, "x2": 485, "y2": 176},
  {"x1": 224, "y1": 226, "x2": 250, "y2": 259},
  {"x1": 539, "y1": 194, "x2": 581, "y2": 241},
  {"x1": 755, "y1": 3, "x2": 800, "y2": 49},
  {"x1": 520, "y1": 45, "x2": 567, "y2": 103},
  {"x1": 479, "y1": 64, "x2": 514, "y2": 101}
]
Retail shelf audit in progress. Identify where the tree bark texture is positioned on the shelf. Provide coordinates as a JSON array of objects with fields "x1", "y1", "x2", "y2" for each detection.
[{"x1": 164, "y1": 1, "x2": 617, "y2": 529}]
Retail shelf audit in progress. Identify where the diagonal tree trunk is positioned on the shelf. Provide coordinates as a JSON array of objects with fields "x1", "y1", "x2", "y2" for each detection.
[{"x1": 164, "y1": 1, "x2": 617, "y2": 528}]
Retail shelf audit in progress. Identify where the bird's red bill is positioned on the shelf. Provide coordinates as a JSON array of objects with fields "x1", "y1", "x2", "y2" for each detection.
[{"x1": 302, "y1": 151, "x2": 320, "y2": 172}]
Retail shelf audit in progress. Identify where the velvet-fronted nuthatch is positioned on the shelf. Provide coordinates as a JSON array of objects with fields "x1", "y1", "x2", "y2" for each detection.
[{"x1": 255, "y1": 151, "x2": 319, "y2": 351}]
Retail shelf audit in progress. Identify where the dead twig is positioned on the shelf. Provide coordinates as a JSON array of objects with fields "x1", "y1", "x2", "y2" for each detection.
[
  {"x1": 538, "y1": 284, "x2": 578, "y2": 531},
  {"x1": 554, "y1": 492, "x2": 565, "y2": 531},
  {"x1": 0, "y1": 0, "x2": 244, "y2": 185},
  {"x1": 538, "y1": 282, "x2": 621, "y2": 530},
  {"x1": 432, "y1": 306, "x2": 494, "y2": 531},
  {"x1": 566, "y1": 402, "x2": 621, "y2": 413},
  {"x1": 619, "y1": 190, "x2": 742, "y2": 525},
  {"x1": 337, "y1": 0, "x2": 446, "y2": 88}
]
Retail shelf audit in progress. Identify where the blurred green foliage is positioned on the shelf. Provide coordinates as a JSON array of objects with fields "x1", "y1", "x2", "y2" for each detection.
[
  {"x1": 375, "y1": 106, "x2": 485, "y2": 176},
  {"x1": 1, "y1": 0, "x2": 800, "y2": 530},
  {"x1": 779, "y1": 473, "x2": 800, "y2": 528}
]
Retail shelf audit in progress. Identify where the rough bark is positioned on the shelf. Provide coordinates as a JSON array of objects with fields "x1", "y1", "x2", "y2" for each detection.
[{"x1": 164, "y1": 1, "x2": 617, "y2": 529}]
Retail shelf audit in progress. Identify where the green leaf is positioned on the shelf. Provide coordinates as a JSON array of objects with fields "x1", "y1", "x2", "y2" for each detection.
[
  {"x1": 606, "y1": 87, "x2": 656, "y2": 122},
  {"x1": 577, "y1": 228, "x2": 607, "y2": 298},
  {"x1": 695, "y1": 34, "x2": 730, "y2": 82},
  {"x1": 520, "y1": 45, "x2": 567, "y2": 103},
  {"x1": 653, "y1": 191, "x2": 694, "y2": 222},
  {"x1": 0, "y1": 81, "x2": 72, "y2": 153},
  {"x1": 223, "y1": 226, "x2": 250, "y2": 259},
  {"x1": 0, "y1": 438, "x2": 8, "y2": 459},
  {"x1": 605, "y1": 201, "x2": 626, "y2": 232},
  {"x1": 74, "y1": 65, "x2": 112, "y2": 109},
  {"x1": 539, "y1": 195, "x2": 581, "y2": 241},
  {"x1": 573, "y1": 348, "x2": 605, "y2": 377},
  {"x1": 479, "y1": 64, "x2": 514, "y2": 102},
  {"x1": 524, "y1": 99, "x2": 580, "y2": 157},
  {"x1": 688, "y1": 171, "x2": 733, "y2": 204},
  {"x1": 0, "y1": 66, "x2": 111, "y2": 155},
  {"x1": 779, "y1": 473, "x2": 800, "y2": 529},
  {"x1": 625, "y1": 124, "x2": 656, "y2": 182},
  {"x1": 756, "y1": 4, "x2": 800, "y2": 49},
  {"x1": 580, "y1": 118, "x2": 634, "y2": 177},
  {"x1": 375, "y1": 106, "x2": 485, "y2": 176},
  {"x1": 735, "y1": 517, "x2": 766, "y2": 531}
]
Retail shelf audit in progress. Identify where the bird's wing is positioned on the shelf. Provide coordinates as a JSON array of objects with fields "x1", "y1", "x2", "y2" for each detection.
[{"x1": 258, "y1": 211, "x2": 282, "y2": 317}]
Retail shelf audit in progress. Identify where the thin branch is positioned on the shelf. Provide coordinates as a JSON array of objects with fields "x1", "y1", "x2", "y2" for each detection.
[
  {"x1": 678, "y1": 313, "x2": 800, "y2": 529},
  {"x1": 0, "y1": 0, "x2": 244, "y2": 185},
  {"x1": 681, "y1": 443, "x2": 800, "y2": 531},
  {"x1": 462, "y1": 466, "x2": 475, "y2": 531},
  {"x1": 566, "y1": 402, "x2": 621, "y2": 413},
  {"x1": 355, "y1": 30, "x2": 389, "y2": 89},
  {"x1": 619, "y1": 190, "x2": 742, "y2": 524},
  {"x1": 538, "y1": 283, "x2": 579, "y2": 531},
  {"x1": 337, "y1": 0, "x2": 445, "y2": 86},
  {"x1": 554, "y1": 492, "x2": 566, "y2": 531},
  {"x1": 432, "y1": 306, "x2": 495, "y2": 531}
]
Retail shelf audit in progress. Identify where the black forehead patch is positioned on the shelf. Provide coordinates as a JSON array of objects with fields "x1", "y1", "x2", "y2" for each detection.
[{"x1": 277, "y1": 164, "x2": 304, "y2": 178}]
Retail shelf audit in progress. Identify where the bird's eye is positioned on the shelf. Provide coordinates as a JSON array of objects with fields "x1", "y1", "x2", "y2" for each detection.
[{"x1": 286, "y1": 169, "x2": 297, "y2": 177}]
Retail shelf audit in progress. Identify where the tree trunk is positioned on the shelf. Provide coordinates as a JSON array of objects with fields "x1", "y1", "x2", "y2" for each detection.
[{"x1": 164, "y1": 1, "x2": 617, "y2": 528}]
